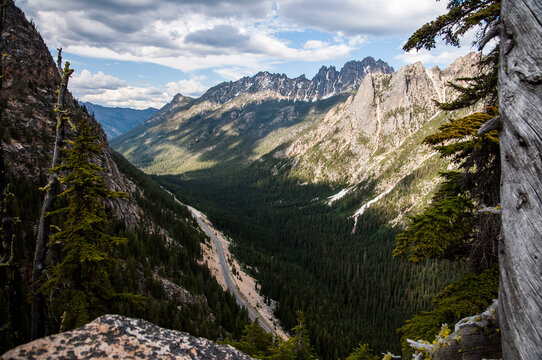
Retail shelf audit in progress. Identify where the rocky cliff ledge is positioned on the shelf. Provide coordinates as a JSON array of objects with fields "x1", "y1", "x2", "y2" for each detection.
[{"x1": 1, "y1": 315, "x2": 254, "y2": 359}]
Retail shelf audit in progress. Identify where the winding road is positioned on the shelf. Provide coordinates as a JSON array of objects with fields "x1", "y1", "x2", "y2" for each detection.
[{"x1": 187, "y1": 207, "x2": 276, "y2": 336}]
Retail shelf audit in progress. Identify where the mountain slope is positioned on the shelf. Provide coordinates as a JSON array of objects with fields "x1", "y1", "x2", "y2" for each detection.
[
  {"x1": 0, "y1": 0, "x2": 248, "y2": 352},
  {"x1": 113, "y1": 50, "x2": 480, "y2": 358},
  {"x1": 111, "y1": 58, "x2": 393, "y2": 175},
  {"x1": 82, "y1": 102, "x2": 158, "y2": 139},
  {"x1": 113, "y1": 53, "x2": 478, "y2": 194}
]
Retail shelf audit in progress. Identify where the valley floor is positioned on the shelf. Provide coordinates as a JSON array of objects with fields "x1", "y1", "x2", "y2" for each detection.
[{"x1": 188, "y1": 206, "x2": 289, "y2": 340}]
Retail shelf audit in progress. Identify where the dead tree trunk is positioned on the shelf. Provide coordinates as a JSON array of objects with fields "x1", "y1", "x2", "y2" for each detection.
[
  {"x1": 498, "y1": 0, "x2": 542, "y2": 358},
  {"x1": 30, "y1": 51, "x2": 73, "y2": 339}
]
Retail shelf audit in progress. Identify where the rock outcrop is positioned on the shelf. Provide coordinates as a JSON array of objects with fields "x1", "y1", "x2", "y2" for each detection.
[
  {"x1": 407, "y1": 301, "x2": 502, "y2": 360},
  {"x1": 285, "y1": 52, "x2": 481, "y2": 184},
  {"x1": 1, "y1": 315, "x2": 254, "y2": 360}
]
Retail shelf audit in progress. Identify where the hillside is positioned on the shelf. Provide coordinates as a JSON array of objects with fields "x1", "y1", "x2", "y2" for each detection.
[
  {"x1": 112, "y1": 46, "x2": 481, "y2": 357},
  {"x1": 0, "y1": 0, "x2": 249, "y2": 353},
  {"x1": 111, "y1": 58, "x2": 393, "y2": 175},
  {"x1": 82, "y1": 102, "x2": 158, "y2": 139}
]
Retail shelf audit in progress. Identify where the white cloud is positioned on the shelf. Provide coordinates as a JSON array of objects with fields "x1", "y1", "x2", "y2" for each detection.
[
  {"x1": 165, "y1": 79, "x2": 208, "y2": 97},
  {"x1": 71, "y1": 70, "x2": 126, "y2": 93},
  {"x1": 214, "y1": 67, "x2": 254, "y2": 81},
  {"x1": 71, "y1": 70, "x2": 207, "y2": 109},
  {"x1": 278, "y1": 0, "x2": 448, "y2": 36},
  {"x1": 304, "y1": 40, "x2": 328, "y2": 49},
  {"x1": 395, "y1": 29, "x2": 482, "y2": 67},
  {"x1": 17, "y1": 0, "x2": 451, "y2": 79}
]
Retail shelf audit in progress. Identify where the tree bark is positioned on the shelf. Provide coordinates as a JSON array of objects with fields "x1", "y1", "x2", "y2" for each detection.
[
  {"x1": 30, "y1": 55, "x2": 73, "y2": 339},
  {"x1": 498, "y1": 1, "x2": 542, "y2": 358}
]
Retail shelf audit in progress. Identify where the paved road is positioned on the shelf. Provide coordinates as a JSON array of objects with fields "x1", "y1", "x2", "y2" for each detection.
[{"x1": 188, "y1": 208, "x2": 276, "y2": 336}]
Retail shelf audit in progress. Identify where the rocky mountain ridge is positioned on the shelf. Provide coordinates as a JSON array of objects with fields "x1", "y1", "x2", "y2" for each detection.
[{"x1": 195, "y1": 57, "x2": 393, "y2": 106}]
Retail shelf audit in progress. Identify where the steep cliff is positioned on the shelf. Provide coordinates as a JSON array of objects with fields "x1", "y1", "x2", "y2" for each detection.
[
  {"x1": 0, "y1": 0, "x2": 249, "y2": 353},
  {"x1": 285, "y1": 53, "x2": 480, "y2": 185}
]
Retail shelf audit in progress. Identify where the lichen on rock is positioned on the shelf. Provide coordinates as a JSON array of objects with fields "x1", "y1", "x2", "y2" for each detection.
[{"x1": 1, "y1": 315, "x2": 254, "y2": 359}]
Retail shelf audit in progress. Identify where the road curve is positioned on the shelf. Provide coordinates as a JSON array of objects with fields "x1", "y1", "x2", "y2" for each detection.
[{"x1": 187, "y1": 208, "x2": 276, "y2": 336}]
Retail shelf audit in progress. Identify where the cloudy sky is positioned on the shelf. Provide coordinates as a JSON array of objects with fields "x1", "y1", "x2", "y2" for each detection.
[{"x1": 17, "y1": 0, "x2": 479, "y2": 109}]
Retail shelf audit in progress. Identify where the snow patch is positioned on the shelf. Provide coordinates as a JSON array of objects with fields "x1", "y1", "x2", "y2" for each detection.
[
  {"x1": 351, "y1": 186, "x2": 394, "y2": 233},
  {"x1": 327, "y1": 187, "x2": 353, "y2": 205}
]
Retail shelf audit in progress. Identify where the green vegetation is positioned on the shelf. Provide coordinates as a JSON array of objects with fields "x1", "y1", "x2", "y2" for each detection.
[
  {"x1": 156, "y1": 152, "x2": 465, "y2": 359},
  {"x1": 345, "y1": 343, "x2": 379, "y2": 360},
  {"x1": 394, "y1": 0, "x2": 501, "y2": 357},
  {"x1": 225, "y1": 311, "x2": 316, "y2": 360},
  {"x1": 41, "y1": 118, "x2": 143, "y2": 331}
]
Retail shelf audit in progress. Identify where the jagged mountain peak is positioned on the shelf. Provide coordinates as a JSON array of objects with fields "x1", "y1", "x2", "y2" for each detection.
[{"x1": 195, "y1": 57, "x2": 394, "y2": 106}]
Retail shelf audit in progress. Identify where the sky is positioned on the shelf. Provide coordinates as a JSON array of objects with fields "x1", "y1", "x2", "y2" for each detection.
[{"x1": 16, "y1": 0, "x2": 481, "y2": 109}]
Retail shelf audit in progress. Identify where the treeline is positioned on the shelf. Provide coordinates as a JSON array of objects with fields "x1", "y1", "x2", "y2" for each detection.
[{"x1": 156, "y1": 160, "x2": 465, "y2": 359}]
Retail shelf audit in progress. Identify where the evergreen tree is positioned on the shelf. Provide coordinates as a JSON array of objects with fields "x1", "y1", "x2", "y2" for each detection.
[
  {"x1": 393, "y1": 0, "x2": 502, "y2": 356},
  {"x1": 287, "y1": 311, "x2": 315, "y2": 360},
  {"x1": 225, "y1": 320, "x2": 277, "y2": 359},
  {"x1": 32, "y1": 50, "x2": 74, "y2": 339},
  {"x1": 40, "y1": 117, "x2": 143, "y2": 331},
  {"x1": 345, "y1": 343, "x2": 379, "y2": 360}
]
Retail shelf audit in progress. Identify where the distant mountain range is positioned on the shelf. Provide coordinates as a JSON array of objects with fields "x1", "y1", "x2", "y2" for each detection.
[
  {"x1": 82, "y1": 102, "x2": 158, "y2": 139},
  {"x1": 197, "y1": 57, "x2": 393, "y2": 104},
  {"x1": 112, "y1": 53, "x2": 477, "y2": 191}
]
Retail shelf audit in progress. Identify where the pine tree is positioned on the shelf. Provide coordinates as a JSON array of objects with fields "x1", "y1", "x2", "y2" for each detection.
[
  {"x1": 225, "y1": 320, "x2": 277, "y2": 359},
  {"x1": 393, "y1": 0, "x2": 502, "y2": 357},
  {"x1": 345, "y1": 343, "x2": 379, "y2": 360},
  {"x1": 287, "y1": 311, "x2": 315, "y2": 360},
  {"x1": 40, "y1": 117, "x2": 142, "y2": 331},
  {"x1": 31, "y1": 49, "x2": 74, "y2": 339}
]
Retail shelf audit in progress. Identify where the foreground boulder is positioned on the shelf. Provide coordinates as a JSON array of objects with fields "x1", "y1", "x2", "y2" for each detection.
[{"x1": 1, "y1": 315, "x2": 253, "y2": 359}]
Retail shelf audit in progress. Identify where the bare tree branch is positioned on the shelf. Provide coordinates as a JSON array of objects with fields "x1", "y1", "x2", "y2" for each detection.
[
  {"x1": 477, "y1": 116, "x2": 501, "y2": 136},
  {"x1": 31, "y1": 51, "x2": 74, "y2": 340}
]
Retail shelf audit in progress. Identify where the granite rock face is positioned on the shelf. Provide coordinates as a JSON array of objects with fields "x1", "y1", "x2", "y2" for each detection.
[
  {"x1": 284, "y1": 53, "x2": 481, "y2": 184},
  {"x1": 1, "y1": 315, "x2": 254, "y2": 360}
]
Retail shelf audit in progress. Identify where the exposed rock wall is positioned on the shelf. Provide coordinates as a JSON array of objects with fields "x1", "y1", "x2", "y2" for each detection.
[
  {"x1": 0, "y1": 0, "x2": 140, "y2": 225},
  {"x1": 285, "y1": 52, "x2": 481, "y2": 184},
  {"x1": 1, "y1": 315, "x2": 254, "y2": 360}
]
